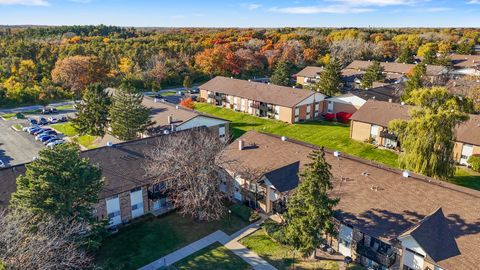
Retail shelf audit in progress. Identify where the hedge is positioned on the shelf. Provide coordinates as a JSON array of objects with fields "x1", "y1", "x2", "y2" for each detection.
[{"x1": 468, "y1": 155, "x2": 480, "y2": 172}]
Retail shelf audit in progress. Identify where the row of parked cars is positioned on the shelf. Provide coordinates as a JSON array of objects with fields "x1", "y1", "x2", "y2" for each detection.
[
  {"x1": 29, "y1": 115, "x2": 68, "y2": 126},
  {"x1": 23, "y1": 125, "x2": 65, "y2": 148}
]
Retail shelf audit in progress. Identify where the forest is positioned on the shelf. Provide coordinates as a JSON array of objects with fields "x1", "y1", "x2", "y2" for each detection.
[{"x1": 0, "y1": 25, "x2": 479, "y2": 107}]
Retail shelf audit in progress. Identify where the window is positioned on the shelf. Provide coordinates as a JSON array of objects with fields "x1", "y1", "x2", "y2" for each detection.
[
  {"x1": 130, "y1": 187, "x2": 141, "y2": 193},
  {"x1": 107, "y1": 211, "x2": 120, "y2": 219},
  {"x1": 295, "y1": 107, "x2": 300, "y2": 116},
  {"x1": 132, "y1": 202, "x2": 143, "y2": 211},
  {"x1": 307, "y1": 105, "x2": 311, "y2": 113}
]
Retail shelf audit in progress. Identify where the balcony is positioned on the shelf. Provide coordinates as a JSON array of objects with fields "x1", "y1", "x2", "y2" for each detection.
[
  {"x1": 356, "y1": 241, "x2": 396, "y2": 267},
  {"x1": 251, "y1": 103, "x2": 268, "y2": 110},
  {"x1": 148, "y1": 189, "x2": 169, "y2": 200},
  {"x1": 379, "y1": 130, "x2": 397, "y2": 140}
]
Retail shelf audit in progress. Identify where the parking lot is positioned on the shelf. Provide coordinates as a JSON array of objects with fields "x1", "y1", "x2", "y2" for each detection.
[{"x1": 0, "y1": 108, "x2": 76, "y2": 167}]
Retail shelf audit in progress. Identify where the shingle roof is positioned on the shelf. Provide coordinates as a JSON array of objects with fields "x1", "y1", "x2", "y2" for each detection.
[
  {"x1": 345, "y1": 60, "x2": 446, "y2": 76},
  {"x1": 295, "y1": 66, "x2": 324, "y2": 78},
  {"x1": 350, "y1": 99, "x2": 480, "y2": 146},
  {"x1": 348, "y1": 84, "x2": 403, "y2": 103},
  {"x1": 264, "y1": 161, "x2": 300, "y2": 193},
  {"x1": 450, "y1": 54, "x2": 480, "y2": 69},
  {"x1": 200, "y1": 76, "x2": 320, "y2": 108},
  {"x1": 400, "y1": 208, "x2": 460, "y2": 263},
  {"x1": 222, "y1": 131, "x2": 480, "y2": 270}
]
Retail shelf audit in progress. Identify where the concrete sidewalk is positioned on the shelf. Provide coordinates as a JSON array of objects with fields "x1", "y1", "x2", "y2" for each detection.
[{"x1": 138, "y1": 217, "x2": 277, "y2": 270}]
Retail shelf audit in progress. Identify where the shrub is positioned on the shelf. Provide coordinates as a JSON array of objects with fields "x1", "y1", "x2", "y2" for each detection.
[
  {"x1": 468, "y1": 155, "x2": 480, "y2": 172},
  {"x1": 263, "y1": 219, "x2": 288, "y2": 244},
  {"x1": 229, "y1": 204, "x2": 259, "y2": 222}
]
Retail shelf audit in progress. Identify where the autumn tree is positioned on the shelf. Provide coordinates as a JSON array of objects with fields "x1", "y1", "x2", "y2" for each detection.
[
  {"x1": 361, "y1": 61, "x2": 385, "y2": 89},
  {"x1": 389, "y1": 87, "x2": 470, "y2": 179},
  {"x1": 402, "y1": 64, "x2": 426, "y2": 101},
  {"x1": 397, "y1": 46, "x2": 415, "y2": 64},
  {"x1": 315, "y1": 60, "x2": 342, "y2": 96},
  {"x1": 51, "y1": 55, "x2": 108, "y2": 98},
  {"x1": 144, "y1": 129, "x2": 230, "y2": 221},
  {"x1": 417, "y1": 43, "x2": 438, "y2": 65},
  {"x1": 270, "y1": 61, "x2": 291, "y2": 86},
  {"x1": 183, "y1": 75, "x2": 192, "y2": 90},
  {"x1": 285, "y1": 149, "x2": 339, "y2": 257},
  {"x1": 195, "y1": 44, "x2": 240, "y2": 76},
  {"x1": 72, "y1": 83, "x2": 111, "y2": 137},
  {"x1": 109, "y1": 85, "x2": 154, "y2": 140}
]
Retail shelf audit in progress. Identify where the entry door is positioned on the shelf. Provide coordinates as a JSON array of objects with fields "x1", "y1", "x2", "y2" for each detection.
[
  {"x1": 130, "y1": 189, "x2": 144, "y2": 218},
  {"x1": 460, "y1": 144, "x2": 474, "y2": 165},
  {"x1": 106, "y1": 197, "x2": 121, "y2": 227},
  {"x1": 338, "y1": 225, "x2": 353, "y2": 257}
]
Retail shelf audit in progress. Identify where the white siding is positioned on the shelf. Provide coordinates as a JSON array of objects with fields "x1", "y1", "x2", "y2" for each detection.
[{"x1": 177, "y1": 116, "x2": 229, "y2": 131}]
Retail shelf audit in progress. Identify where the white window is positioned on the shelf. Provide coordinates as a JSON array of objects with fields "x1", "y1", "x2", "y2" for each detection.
[
  {"x1": 327, "y1": 101, "x2": 334, "y2": 113},
  {"x1": 130, "y1": 188, "x2": 144, "y2": 218},
  {"x1": 460, "y1": 144, "x2": 474, "y2": 165},
  {"x1": 294, "y1": 117, "x2": 299, "y2": 122},
  {"x1": 307, "y1": 105, "x2": 311, "y2": 113},
  {"x1": 295, "y1": 107, "x2": 300, "y2": 117},
  {"x1": 106, "y1": 196, "x2": 121, "y2": 227},
  {"x1": 370, "y1": 125, "x2": 380, "y2": 142},
  {"x1": 338, "y1": 225, "x2": 353, "y2": 257},
  {"x1": 403, "y1": 249, "x2": 425, "y2": 270},
  {"x1": 241, "y1": 98, "x2": 245, "y2": 111},
  {"x1": 306, "y1": 114, "x2": 310, "y2": 120}
]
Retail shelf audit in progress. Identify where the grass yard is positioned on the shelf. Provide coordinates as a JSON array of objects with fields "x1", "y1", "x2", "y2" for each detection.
[
  {"x1": 96, "y1": 211, "x2": 250, "y2": 270},
  {"x1": 195, "y1": 103, "x2": 399, "y2": 167},
  {"x1": 51, "y1": 122, "x2": 78, "y2": 136},
  {"x1": 11, "y1": 123, "x2": 23, "y2": 131},
  {"x1": 240, "y1": 229, "x2": 364, "y2": 270},
  {"x1": 0, "y1": 109, "x2": 39, "y2": 120},
  {"x1": 173, "y1": 242, "x2": 251, "y2": 270},
  {"x1": 54, "y1": 104, "x2": 74, "y2": 111},
  {"x1": 73, "y1": 134, "x2": 98, "y2": 149},
  {"x1": 195, "y1": 103, "x2": 480, "y2": 190}
]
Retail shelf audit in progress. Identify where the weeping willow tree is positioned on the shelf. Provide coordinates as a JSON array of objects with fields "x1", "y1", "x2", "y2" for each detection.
[{"x1": 389, "y1": 87, "x2": 472, "y2": 179}]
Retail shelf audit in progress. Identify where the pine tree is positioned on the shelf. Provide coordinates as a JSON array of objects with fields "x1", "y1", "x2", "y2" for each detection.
[
  {"x1": 402, "y1": 64, "x2": 426, "y2": 101},
  {"x1": 361, "y1": 61, "x2": 386, "y2": 89},
  {"x1": 270, "y1": 61, "x2": 290, "y2": 86},
  {"x1": 316, "y1": 60, "x2": 342, "y2": 96},
  {"x1": 397, "y1": 46, "x2": 415, "y2": 64},
  {"x1": 11, "y1": 143, "x2": 103, "y2": 223},
  {"x1": 390, "y1": 87, "x2": 470, "y2": 180},
  {"x1": 109, "y1": 85, "x2": 154, "y2": 140},
  {"x1": 72, "y1": 83, "x2": 111, "y2": 137},
  {"x1": 285, "y1": 149, "x2": 339, "y2": 257}
]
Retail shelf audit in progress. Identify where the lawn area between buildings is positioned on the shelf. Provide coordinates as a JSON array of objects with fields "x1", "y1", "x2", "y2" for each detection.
[
  {"x1": 50, "y1": 122, "x2": 98, "y2": 149},
  {"x1": 240, "y1": 227, "x2": 365, "y2": 270},
  {"x1": 169, "y1": 242, "x2": 251, "y2": 270},
  {"x1": 195, "y1": 103, "x2": 480, "y2": 190},
  {"x1": 96, "y1": 211, "x2": 251, "y2": 270}
]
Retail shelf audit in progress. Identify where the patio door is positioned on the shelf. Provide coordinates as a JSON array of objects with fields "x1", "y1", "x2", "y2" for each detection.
[
  {"x1": 327, "y1": 101, "x2": 334, "y2": 113},
  {"x1": 460, "y1": 144, "x2": 473, "y2": 165},
  {"x1": 106, "y1": 197, "x2": 121, "y2": 227}
]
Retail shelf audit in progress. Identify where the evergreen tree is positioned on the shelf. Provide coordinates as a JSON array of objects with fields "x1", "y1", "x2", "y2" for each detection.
[
  {"x1": 402, "y1": 64, "x2": 426, "y2": 101},
  {"x1": 11, "y1": 143, "x2": 103, "y2": 223},
  {"x1": 183, "y1": 75, "x2": 192, "y2": 90},
  {"x1": 316, "y1": 60, "x2": 342, "y2": 96},
  {"x1": 390, "y1": 87, "x2": 470, "y2": 180},
  {"x1": 285, "y1": 149, "x2": 339, "y2": 256},
  {"x1": 361, "y1": 61, "x2": 385, "y2": 89},
  {"x1": 109, "y1": 85, "x2": 154, "y2": 140},
  {"x1": 72, "y1": 83, "x2": 111, "y2": 137},
  {"x1": 397, "y1": 46, "x2": 415, "y2": 64},
  {"x1": 270, "y1": 61, "x2": 291, "y2": 86}
]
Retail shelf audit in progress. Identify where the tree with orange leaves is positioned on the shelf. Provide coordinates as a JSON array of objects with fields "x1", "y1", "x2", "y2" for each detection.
[{"x1": 179, "y1": 97, "x2": 195, "y2": 110}]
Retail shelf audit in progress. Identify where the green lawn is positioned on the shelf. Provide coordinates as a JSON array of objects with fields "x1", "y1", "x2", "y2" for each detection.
[
  {"x1": 195, "y1": 103, "x2": 399, "y2": 167},
  {"x1": 54, "y1": 104, "x2": 74, "y2": 111},
  {"x1": 0, "y1": 109, "x2": 39, "y2": 120},
  {"x1": 195, "y1": 103, "x2": 480, "y2": 190},
  {"x1": 96, "y1": 211, "x2": 250, "y2": 270},
  {"x1": 240, "y1": 228, "x2": 364, "y2": 270},
  {"x1": 51, "y1": 122, "x2": 78, "y2": 136},
  {"x1": 173, "y1": 243, "x2": 251, "y2": 270},
  {"x1": 74, "y1": 134, "x2": 98, "y2": 149},
  {"x1": 11, "y1": 123, "x2": 23, "y2": 131}
]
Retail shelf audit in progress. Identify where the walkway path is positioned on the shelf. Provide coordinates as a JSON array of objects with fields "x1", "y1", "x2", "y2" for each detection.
[{"x1": 138, "y1": 217, "x2": 277, "y2": 270}]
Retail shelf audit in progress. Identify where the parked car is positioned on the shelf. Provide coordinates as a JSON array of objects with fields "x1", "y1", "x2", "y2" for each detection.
[
  {"x1": 48, "y1": 117, "x2": 58, "y2": 124},
  {"x1": 33, "y1": 128, "x2": 51, "y2": 136},
  {"x1": 189, "y1": 88, "x2": 200, "y2": 94},
  {"x1": 23, "y1": 125, "x2": 38, "y2": 132},
  {"x1": 28, "y1": 126, "x2": 43, "y2": 134},
  {"x1": 0, "y1": 160, "x2": 5, "y2": 168},
  {"x1": 47, "y1": 140, "x2": 65, "y2": 148},
  {"x1": 58, "y1": 115, "x2": 68, "y2": 122},
  {"x1": 28, "y1": 118, "x2": 38, "y2": 126},
  {"x1": 44, "y1": 137, "x2": 60, "y2": 145},
  {"x1": 40, "y1": 135, "x2": 57, "y2": 143},
  {"x1": 42, "y1": 107, "x2": 58, "y2": 114},
  {"x1": 35, "y1": 130, "x2": 57, "y2": 140},
  {"x1": 39, "y1": 117, "x2": 49, "y2": 125}
]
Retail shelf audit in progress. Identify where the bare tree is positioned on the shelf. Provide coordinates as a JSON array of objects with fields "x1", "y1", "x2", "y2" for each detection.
[
  {"x1": 0, "y1": 210, "x2": 94, "y2": 270},
  {"x1": 144, "y1": 129, "x2": 232, "y2": 221}
]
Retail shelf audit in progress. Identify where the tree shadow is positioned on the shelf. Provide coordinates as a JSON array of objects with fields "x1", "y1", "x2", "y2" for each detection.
[{"x1": 0, "y1": 146, "x2": 14, "y2": 167}]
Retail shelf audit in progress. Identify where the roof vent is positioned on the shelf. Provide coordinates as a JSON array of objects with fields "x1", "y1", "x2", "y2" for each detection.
[
  {"x1": 107, "y1": 141, "x2": 113, "y2": 147},
  {"x1": 281, "y1": 136, "x2": 288, "y2": 141},
  {"x1": 371, "y1": 185, "x2": 379, "y2": 191},
  {"x1": 403, "y1": 170, "x2": 410, "y2": 178},
  {"x1": 388, "y1": 98, "x2": 393, "y2": 103},
  {"x1": 163, "y1": 130, "x2": 170, "y2": 135},
  {"x1": 401, "y1": 102, "x2": 405, "y2": 106},
  {"x1": 175, "y1": 105, "x2": 180, "y2": 110},
  {"x1": 238, "y1": 140, "x2": 244, "y2": 151},
  {"x1": 248, "y1": 79, "x2": 251, "y2": 82},
  {"x1": 361, "y1": 172, "x2": 369, "y2": 176}
]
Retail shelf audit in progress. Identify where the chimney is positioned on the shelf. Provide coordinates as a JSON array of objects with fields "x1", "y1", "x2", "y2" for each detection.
[
  {"x1": 388, "y1": 98, "x2": 392, "y2": 103},
  {"x1": 171, "y1": 124, "x2": 176, "y2": 132},
  {"x1": 167, "y1": 115, "x2": 173, "y2": 124},
  {"x1": 238, "y1": 140, "x2": 244, "y2": 151}
]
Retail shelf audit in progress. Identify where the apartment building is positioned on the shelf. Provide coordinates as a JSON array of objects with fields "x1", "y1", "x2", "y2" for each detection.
[
  {"x1": 199, "y1": 76, "x2": 325, "y2": 123},
  {"x1": 449, "y1": 54, "x2": 480, "y2": 77},
  {"x1": 349, "y1": 99, "x2": 480, "y2": 164},
  {"x1": 222, "y1": 130, "x2": 480, "y2": 270}
]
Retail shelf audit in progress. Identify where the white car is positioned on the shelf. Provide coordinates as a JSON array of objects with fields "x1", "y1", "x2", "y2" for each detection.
[
  {"x1": 48, "y1": 117, "x2": 58, "y2": 124},
  {"x1": 0, "y1": 160, "x2": 5, "y2": 168},
  {"x1": 47, "y1": 140, "x2": 65, "y2": 148}
]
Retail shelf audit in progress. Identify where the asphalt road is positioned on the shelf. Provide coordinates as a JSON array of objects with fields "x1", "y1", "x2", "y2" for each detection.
[{"x1": 0, "y1": 118, "x2": 43, "y2": 167}]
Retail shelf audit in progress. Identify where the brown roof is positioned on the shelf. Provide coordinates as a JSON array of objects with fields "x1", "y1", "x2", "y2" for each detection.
[
  {"x1": 348, "y1": 84, "x2": 403, "y2": 103},
  {"x1": 200, "y1": 76, "x2": 320, "y2": 108},
  {"x1": 450, "y1": 54, "x2": 480, "y2": 69},
  {"x1": 350, "y1": 99, "x2": 411, "y2": 127},
  {"x1": 295, "y1": 66, "x2": 324, "y2": 78},
  {"x1": 223, "y1": 131, "x2": 480, "y2": 270},
  {"x1": 143, "y1": 98, "x2": 199, "y2": 128},
  {"x1": 351, "y1": 99, "x2": 480, "y2": 146},
  {"x1": 346, "y1": 60, "x2": 446, "y2": 76}
]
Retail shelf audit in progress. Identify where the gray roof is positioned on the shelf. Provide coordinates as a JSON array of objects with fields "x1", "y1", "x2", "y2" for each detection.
[
  {"x1": 264, "y1": 161, "x2": 300, "y2": 193},
  {"x1": 200, "y1": 76, "x2": 320, "y2": 108},
  {"x1": 296, "y1": 66, "x2": 324, "y2": 78}
]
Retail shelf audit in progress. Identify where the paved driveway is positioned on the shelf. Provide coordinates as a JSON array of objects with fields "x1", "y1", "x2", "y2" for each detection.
[{"x1": 0, "y1": 118, "x2": 43, "y2": 166}]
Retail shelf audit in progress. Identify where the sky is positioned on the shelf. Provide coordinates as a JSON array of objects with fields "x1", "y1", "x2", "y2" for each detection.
[{"x1": 0, "y1": 0, "x2": 480, "y2": 28}]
